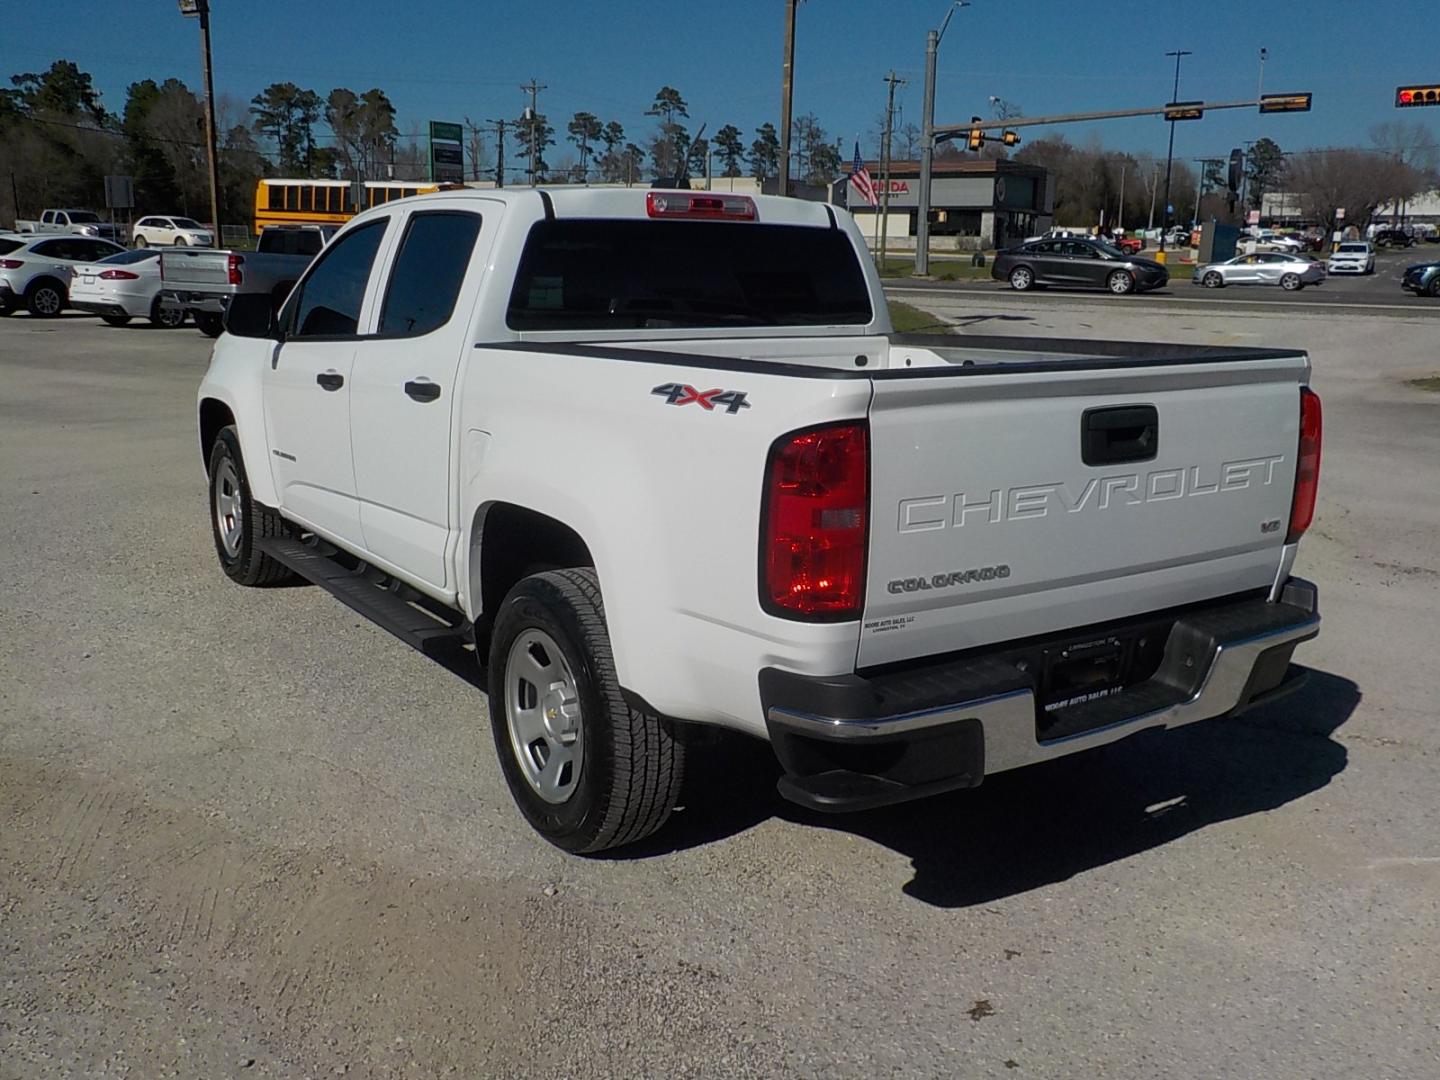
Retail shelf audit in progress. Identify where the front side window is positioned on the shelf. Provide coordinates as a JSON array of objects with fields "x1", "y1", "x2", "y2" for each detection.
[
  {"x1": 285, "y1": 219, "x2": 388, "y2": 338},
  {"x1": 507, "y1": 219, "x2": 872, "y2": 330},
  {"x1": 379, "y1": 211, "x2": 482, "y2": 336}
]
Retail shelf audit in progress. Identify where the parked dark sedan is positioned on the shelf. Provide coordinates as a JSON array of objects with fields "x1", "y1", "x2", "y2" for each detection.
[
  {"x1": 1400, "y1": 261, "x2": 1440, "y2": 297},
  {"x1": 991, "y1": 237, "x2": 1169, "y2": 294}
]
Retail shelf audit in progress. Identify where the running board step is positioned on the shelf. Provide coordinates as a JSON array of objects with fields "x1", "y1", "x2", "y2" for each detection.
[{"x1": 257, "y1": 536, "x2": 471, "y2": 660}]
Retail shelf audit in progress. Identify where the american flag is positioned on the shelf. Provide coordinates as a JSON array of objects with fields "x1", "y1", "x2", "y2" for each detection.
[{"x1": 848, "y1": 142, "x2": 878, "y2": 208}]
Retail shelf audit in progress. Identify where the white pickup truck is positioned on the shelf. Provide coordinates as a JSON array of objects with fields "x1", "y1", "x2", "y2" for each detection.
[
  {"x1": 16, "y1": 208, "x2": 127, "y2": 243},
  {"x1": 197, "y1": 187, "x2": 1323, "y2": 853}
]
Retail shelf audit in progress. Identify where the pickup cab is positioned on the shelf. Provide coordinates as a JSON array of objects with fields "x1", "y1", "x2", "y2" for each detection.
[
  {"x1": 16, "y1": 208, "x2": 126, "y2": 244},
  {"x1": 197, "y1": 188, "x2": 1322, "y2": 853},
  {"x1": 162, "y1": 224, "x2": 336, "y2": 337}
]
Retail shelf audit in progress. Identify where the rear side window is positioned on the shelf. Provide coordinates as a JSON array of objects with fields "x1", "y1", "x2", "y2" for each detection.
[
  {"x1": 32, "y1": 239, "x2": 68, "y2": 258},
  {"x1": 506, "y1": 220, "x2": 872, "y2": 330},
  {"x1": 379, "y1": 211, "x2": 482, "y2": 336},
  {"x1": 286, "y1": 219, "x2": 387, "y2": 338},
  {"x1": 0, "y1": 238, "x2": 21, "y2": 256}
]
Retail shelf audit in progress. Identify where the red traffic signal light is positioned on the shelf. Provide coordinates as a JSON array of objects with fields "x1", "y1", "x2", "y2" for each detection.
[{"x1": 1396, "y1": 85, "x2": 1440, "y2": 107}]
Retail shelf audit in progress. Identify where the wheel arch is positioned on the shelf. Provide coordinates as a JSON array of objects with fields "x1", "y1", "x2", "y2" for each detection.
[
  {"x1": 467, "y1": 502, "x2": 595, "y2": 629},
  {"x1": 25, "y1": 274, "x2": 68, "y2": 299}
]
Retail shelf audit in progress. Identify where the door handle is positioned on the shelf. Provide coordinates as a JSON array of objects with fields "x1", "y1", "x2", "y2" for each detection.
[
  {"x1": 1081, "y1": 405, "x2": 1158, "y2": 466},
  {"x1": 404, "y1": 379, "x2": 441, "y2": 402},
  {"x1": 316, "y1": 371, "x2": 344, "y2": 391}
]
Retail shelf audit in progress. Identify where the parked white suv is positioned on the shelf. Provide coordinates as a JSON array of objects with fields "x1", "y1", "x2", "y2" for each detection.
[
  {"x1": 197, "y1": 187, "x2": 1323, "y2": 853},
  {"x1": 133, "y1": 216, "x2": 214, "y2": 248},
  {"x1": 1326, "y1": 241, "x2": 1375, "y2": 275},
  {"x1": 0, "y1": 234, "x2": 126, "y2": 316}
]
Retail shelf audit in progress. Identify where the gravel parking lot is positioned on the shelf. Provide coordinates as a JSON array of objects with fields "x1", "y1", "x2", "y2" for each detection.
[{"x1": 2, "y1": 301, "x2": 1438, "y2": 1078}]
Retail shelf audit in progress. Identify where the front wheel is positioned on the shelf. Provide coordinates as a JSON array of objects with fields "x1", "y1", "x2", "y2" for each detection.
[
  {"x1": 1008, "y1": 266, "x2": 1034, "y2": 291},
  {"x1": 1280, "y1": 273, "x2": 1303, "y2": 291},
  {"x1": 195, "y1": 311, "x2": 223, "y2": 337},
  {"x1": 1428, "y1": 278, "x2": 1440, "y2": 298},
  {"x1": 1203, "y1": 271, "x2": 1224, "y2": 288},
  {"x1": 101, "y1": 313, "x2": 132, "y2": 327},
  {"x1": 174, "y1": 237, "x2": 187, "y2": 247},
  {"x1": 207, "y1": 426, "x2": 295, "y2": 587},
  {"x1": 1107, "y1": 270, "x2": 1136, "y2": 295},
  {"x1": 487, "y1": 568, "x2": 686, "y2": 854}
]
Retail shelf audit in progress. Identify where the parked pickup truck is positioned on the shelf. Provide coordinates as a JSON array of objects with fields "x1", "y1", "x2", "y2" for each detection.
[
  {"x1": 197, "y1": 187, "x2": 1323, "y2": 853},
  {"x1": 16, "y1": 208, "x2": 126, "y2": 243},
  {"x1": 162, "y1": 223, "x2": 335, "y2": 337}
]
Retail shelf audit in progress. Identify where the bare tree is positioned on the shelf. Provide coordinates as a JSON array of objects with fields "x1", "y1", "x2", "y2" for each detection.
[{"x1": 1286, "y1": 148, "x2": 1426, "y2": 230}]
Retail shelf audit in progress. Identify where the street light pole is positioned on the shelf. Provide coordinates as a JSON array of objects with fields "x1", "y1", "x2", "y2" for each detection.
[
  {"x1": 777, "y1": 0, "x2": 798, "y2": 196},
  {"x1": 179, "y1": 1, "x2": 222, "y2": 234},
  {"x1": 1159, "y1": 48, "x2": 1191, "y2": 255},
  {"x1": 915, "y1": 1, "x2": 967, "y2": 276}
]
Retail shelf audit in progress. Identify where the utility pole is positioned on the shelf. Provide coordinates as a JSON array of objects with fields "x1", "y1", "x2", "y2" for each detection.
[
  {"x1": 1117, "y1": 162, "x2": 1126, "y2": 231},
  {"x1": 489, "y1": 118, "x2": 508, "y2": 187},
  {"x1": 1257, "y1": 47, "x2": 1268, "y2": 100},
  {"x1": 179, "y1": 1, "x2": 222, "y2": 233},
  {"x1": 916, "y1": 2, "x2": 967, "y2": 276},
  {"x1": 777, "y1": 0, "x2": 799, "y2": 196},
  {"x1": 1159, "y1": 48, "x2": 1191, "y2": 256},
  {"x1": 520, "y1": 79, "x2": 546, "y2": 185},
  {"x1": 879, "y1": 70, "x2": 905, "y2": 266}
]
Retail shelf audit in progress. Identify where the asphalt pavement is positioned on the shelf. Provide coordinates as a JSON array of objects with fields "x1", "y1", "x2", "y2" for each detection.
[{"x1": 2, "y1": 305, "x2": 1438, "y2": 1078}]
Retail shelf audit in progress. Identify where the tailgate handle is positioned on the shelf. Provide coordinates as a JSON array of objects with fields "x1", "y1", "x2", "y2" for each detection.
[{"x1": 1082, "y1": 405, "x2": 1158, "y2": 466}]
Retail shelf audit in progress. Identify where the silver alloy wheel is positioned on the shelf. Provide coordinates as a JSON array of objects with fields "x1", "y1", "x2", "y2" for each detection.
[
  {"x1": 33, "y1": 287, "x2": 61, "y2": 315},
  {"x1": 212, "y1": 457, "x2": 243, "y2": 558},
  {"x1": 1281, "y1": 273, "x2": 1301, "y2": 291},
  {"x1": 153, "y1": 299, "x2": 184, "y2": 328},
  {"x1": 1204, "y1": 271, "x2": 1223, "y2": 288},
  {"x1": 134, "y1": 236, "x2": 147, "y2": 248},
  {"x1": 1010, "y1": 266, "x2": 1032, "y2": 290},
  {"x1": 504, "y1": 628, "x2": 584, "y2": 805},
  {"x1": 1108, "y1": 271, "x2": 1133, "y2": 294}
]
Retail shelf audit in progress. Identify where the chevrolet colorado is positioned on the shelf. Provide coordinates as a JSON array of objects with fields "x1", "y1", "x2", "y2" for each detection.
[{"x1": 197, "y1": 187, "x2": 1322, "y2": 853}]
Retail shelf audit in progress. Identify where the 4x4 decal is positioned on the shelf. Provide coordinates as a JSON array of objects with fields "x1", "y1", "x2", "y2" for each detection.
[{"x1": 651, "y1": 383, "x2": 751, "y2": 414}]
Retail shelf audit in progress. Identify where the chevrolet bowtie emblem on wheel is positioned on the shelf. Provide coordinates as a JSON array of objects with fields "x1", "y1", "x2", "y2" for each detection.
[{"x1": 651, "y1": 383, "x2": 751, "y2": 414}]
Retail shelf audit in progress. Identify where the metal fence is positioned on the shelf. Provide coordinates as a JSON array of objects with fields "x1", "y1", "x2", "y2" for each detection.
[{"x1": 220, "y1": 224, "x2": 252, "y2": 250}]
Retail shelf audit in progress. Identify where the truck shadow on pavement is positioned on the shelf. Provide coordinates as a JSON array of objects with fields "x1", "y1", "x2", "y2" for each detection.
[{"x1": 636, "y1": 669, "x2": 1358, "y2": 908}]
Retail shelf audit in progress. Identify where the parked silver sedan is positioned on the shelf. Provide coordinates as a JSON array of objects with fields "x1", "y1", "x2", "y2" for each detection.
[{"x1": 1192, "y1": 251, "x2": 1325, "y2": 291}]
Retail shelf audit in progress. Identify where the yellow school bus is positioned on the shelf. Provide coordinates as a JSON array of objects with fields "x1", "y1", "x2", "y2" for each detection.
[{"x1": 252, "y1": 178, "x2": 452, "y2": 235}]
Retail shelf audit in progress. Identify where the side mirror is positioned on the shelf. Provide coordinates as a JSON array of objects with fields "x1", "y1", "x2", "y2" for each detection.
[{"x1": 224, "y1": 292, "x2": 280, "y2": 340}]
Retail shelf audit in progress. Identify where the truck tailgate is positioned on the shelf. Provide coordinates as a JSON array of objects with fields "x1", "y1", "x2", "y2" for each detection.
[
  {"x1": 859, "y1": 353, "x2": 1308, "y2": 667},
  {"x1": 161, "y1": 249, "x2": 231, "y2": 288}
]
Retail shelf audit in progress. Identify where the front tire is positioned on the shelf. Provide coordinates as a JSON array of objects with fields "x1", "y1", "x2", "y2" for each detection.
[
  {"x1": 487, "y1": 568, "x2": 686, "y2": 854},
  {"x1": 1008, "y1": 265, "x2": 1034, "y2": 291},
  {"x1": 1280, "y1": 273, "x2": 1302, "y2": 291},
  {"x1": 1203, "y1": 271, "x2": 1224, "y2": 288},
  {"x1": 207, "y1": 426, "x2": 295, "y2": 587},
  {"x1": 1428, "y1": 278, "x2": 1440, "y2": 299},
  {"x1": 1107, "y1": 270, "x2": 1136, "y2": 295},
  {"x1": 101, "y1": 313, "x2": 132, "y2": 327},
  {"x1": 195, "y1": 311, "x2": 223, "y2": 337},
  {"x1": 174, "y1": 237, "x2": 187, "y2": 247}
]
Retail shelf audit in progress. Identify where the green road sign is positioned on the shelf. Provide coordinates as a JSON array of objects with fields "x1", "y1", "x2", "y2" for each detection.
[{"x1": 429, "y1": 121, "x2": 463, "y2": 143}]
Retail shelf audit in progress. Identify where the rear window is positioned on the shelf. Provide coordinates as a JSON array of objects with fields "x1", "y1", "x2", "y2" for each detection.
[
  {"x1": 101, "y1": 249, "x2": 158, "y2": 265},
  {"x1": 260, "y1": 228, "x2": 325, "y2": 256},
  {"x1": 506, "y1": 220, "x2": 872, "y2": 331}
]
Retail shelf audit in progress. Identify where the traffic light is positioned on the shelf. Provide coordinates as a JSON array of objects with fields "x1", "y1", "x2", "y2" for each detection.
[
  {"x1": 1164, "y1": 101, "x2": 1204, "y2": 121},
  {"x1": 1001, "y1": 129, "x2": 1021, "y2": 147},
  {"x1": 1396, "y1": 85, "x2": 1440, "y2": 107},
  {"x1": 1227, "y1": 148, "x2": 1243, "y2": 193},
  {"x1": 1258, "y1": 92, "x2": 1313, "y2": 113},
  {"x1": 967, "y1": 116, "x2": 985, "y2": 152}
]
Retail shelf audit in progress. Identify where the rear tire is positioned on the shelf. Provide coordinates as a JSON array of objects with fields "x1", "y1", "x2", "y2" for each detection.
[
  {"x1": 487, "y1": 568, "x2": 686, "y2": 854},
  {"x1": 1280, "y1": 273, "x2": 1302, "y2": 291},
  {"x1": 149, "y1": 296, "x2": 185, "y2": 328},
  {"x1": 134, "y1": 236, "x2": 148, "y2": 248},
  {"x1": 1008, "y1": 266, "x2": 1034, "y2": 291},
  {"x1": 25, "y1": 280, "x2": 65, "y2": 317},
  {"x1": 101, "y1": 313, "x2": 132, "y2": 327},
  {"x1": 207, "y1": 426, "x2": 296, "y2": 587},
  {"x1": 1107, "y1": 270, "x2": 1135, "y2": 295},
  {"x1": 195, "y1": 311, "x2": 223, "y2": 337}
]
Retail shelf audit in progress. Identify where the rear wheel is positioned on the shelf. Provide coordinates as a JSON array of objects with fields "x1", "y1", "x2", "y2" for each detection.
[
  {"x1": 488, "y1": 568, "x2": 686, "y2": 854},
  {"x1": 100, "y1": 313, "x2": 132, "y2": 327},
  {"x1": 207, "y1": 426, "x2": 295, "y2": 586},
  {"x1": 149, "y1": 296, "x2": 185, "y2": 328},
  {"x1": 195, "y1": 311, "x2": 223, "y2": 337},
  {"x1": 1203, "y1": 271, "x2": 1224, "y2": 288},
  {"x1": 25, "y1": 280, "x2": 65, "y2": 317},
  {"x1": 1008, "y1": 266, "x2": 1034, "y2": 291},
  {"x1": 1107, "y1": 270, "x2": 1135, "y2": 295},
  {"x1": 134, "y1": 236, "x2": 148, "y2": 248},
  {"x1": 1280, "y1": 273, "x2": 1303, "y2": 291}
]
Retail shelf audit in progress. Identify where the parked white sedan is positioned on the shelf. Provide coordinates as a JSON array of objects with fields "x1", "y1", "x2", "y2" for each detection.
[
  {"x1": 1192, "y1": 251, "x2": 1326, "y2": 290},
  {"x1": 67, "y1": 248, "x2": 186, "y2": 328},
  {"x1": 132, "y1": 215, "x2": 214, "y2": 248},
  {"x1": 1326, "y1": 241, "x2": 1376, "y2": 275}
]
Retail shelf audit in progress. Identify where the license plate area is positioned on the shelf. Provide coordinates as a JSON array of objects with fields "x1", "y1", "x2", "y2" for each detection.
[
  {"x1": 82, "y1": 275, "x2": 95, "y2": 284},
  {"x1": 1036, "y1": 627, "x2": 1169, "y2": 733}
]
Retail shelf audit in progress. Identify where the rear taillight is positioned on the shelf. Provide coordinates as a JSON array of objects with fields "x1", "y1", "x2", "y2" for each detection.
[
  {"x1": 1287, "y1": 387, "x2": 1322, "y2": 543},
  {"x1": 0, "y1": 259, "x2": 22, "y2": 269},
  {"x1": 227, "y1": 253, "x2": 244, "y2": 286},
  {"x1": 98, "y1": 269, "x2": 139, "y2": 280},
  {"x1": 761, "y1": 422, "x2": 868, "y2": 619},
  {"x1": 647, "y1": 191, "x2": 757, "y2": 220}
]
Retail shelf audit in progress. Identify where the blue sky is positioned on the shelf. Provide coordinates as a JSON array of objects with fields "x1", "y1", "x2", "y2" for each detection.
[{"x1": 6, "y1": 0, "x2": 1437, "y2": 165}]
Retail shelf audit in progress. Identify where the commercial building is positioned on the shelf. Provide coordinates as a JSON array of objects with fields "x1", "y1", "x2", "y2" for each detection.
[{"x1": 831, "y1": 158, "x2": 1054, "y2": 252}]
